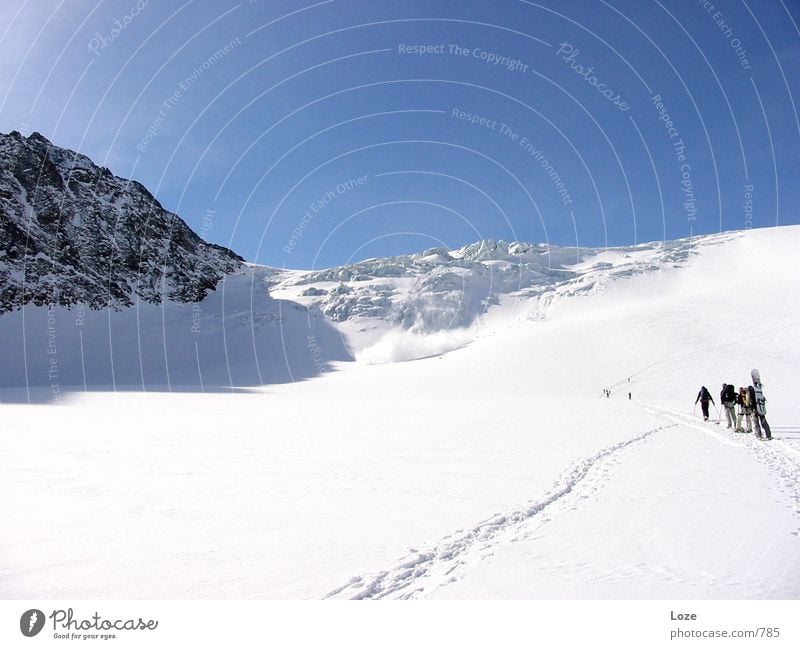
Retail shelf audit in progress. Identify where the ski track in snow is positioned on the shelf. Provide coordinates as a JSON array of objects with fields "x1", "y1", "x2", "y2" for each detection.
[
  {"x1": 640, "y1": 401, "x2": 800, "y2": 535},
  {"x1": 747, "y1": 440, "x2": 800, "y2": 536},
  {"x1": 323, "y1": 424, "x2": 674, "y2": 600},
  {"x1": 638, "y1": 401, "x2": 746, "y2": 448},
  {"x1": 773, "y1": 441, "x2": 800, "y2": 462}
]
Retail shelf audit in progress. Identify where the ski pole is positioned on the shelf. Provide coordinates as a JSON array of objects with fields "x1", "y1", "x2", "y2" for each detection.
[{"x1": 713, "y1": 403, "x2": 721, "y2": 422}]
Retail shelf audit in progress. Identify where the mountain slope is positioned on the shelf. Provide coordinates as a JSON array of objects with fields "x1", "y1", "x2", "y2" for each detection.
[
  {"x1": 0, "y1": 229, "x2": 726, "y2": 389},
  {"x1": 1, "y1": 130, "x2": 722, "y2": 390},
  {"x1": 1, "y1": 224, "x2": 798, "y2": 599},
  {"x1": 0, "y1": 132, "x2": 732, "y2": 390},
  {"x1": 0, "y1": 131, "x2": 242, "y2": 313},
  {"x1": 271, "y1": 235, "x2": 701, "y2": 335}
]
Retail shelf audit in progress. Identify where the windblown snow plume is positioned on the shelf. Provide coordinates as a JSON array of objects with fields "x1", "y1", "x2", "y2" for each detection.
[{"x1": 356, "y1": 327, "x2": 476, "y2": 364}]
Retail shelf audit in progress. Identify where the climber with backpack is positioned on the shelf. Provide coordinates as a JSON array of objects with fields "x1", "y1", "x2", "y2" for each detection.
[
  {"x1": 736, "y1": 386, "x2": 752, "y2": 433},
  {"x1": 695, "y1": 385, "x2": 714, "y2": 421},
  {"x1": 720, "y1": 383, "x2": 737, "y2": 429}
]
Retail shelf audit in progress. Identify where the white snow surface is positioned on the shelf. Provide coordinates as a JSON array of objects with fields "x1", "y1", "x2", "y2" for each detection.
[{"x1": 1, "y1": 226, "x2": 800, "y2": 599}]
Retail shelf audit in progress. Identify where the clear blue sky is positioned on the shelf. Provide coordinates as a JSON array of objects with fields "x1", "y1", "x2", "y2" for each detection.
[{"x1": 1, "y1": 0, "x2": 798, "y2": 269}]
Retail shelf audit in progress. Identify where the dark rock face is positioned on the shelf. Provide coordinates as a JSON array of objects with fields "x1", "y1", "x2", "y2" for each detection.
[{"x1": 0, "y1": 130, "x2": 242, "y2": 313}]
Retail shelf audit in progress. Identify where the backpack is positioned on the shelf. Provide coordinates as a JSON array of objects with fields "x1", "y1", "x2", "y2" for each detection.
[
  {"x1": 747, "y1": 386, "x2": 757, "y2": 410},
  {"x1": 724, "y1": 384, "x2": 736, "y2": 402}
]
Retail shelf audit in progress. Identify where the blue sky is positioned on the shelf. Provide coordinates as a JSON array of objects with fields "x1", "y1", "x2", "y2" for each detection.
[{"x1": 1, "y1": 0, "x2": 798, "y2": 268}]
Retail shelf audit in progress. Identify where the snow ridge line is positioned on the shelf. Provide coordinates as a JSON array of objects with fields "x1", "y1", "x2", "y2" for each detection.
[{"x1": 323, "y1": 423, "x2": 673, "y2": 600}]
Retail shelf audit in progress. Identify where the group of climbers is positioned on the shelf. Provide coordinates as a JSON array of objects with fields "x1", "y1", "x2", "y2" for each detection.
[{"x1": 695, "y1": 369, "x2": 772, "y2": 440}]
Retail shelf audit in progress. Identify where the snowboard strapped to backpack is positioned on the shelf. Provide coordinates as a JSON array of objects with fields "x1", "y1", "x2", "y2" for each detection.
[{"x1": 751, "y1": 369, "x2": 767, "y2": 416}]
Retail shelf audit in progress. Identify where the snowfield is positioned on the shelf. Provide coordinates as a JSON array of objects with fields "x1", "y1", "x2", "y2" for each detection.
[{"x1": 1, "y1": 226, "x2": 799, "y2": 599}]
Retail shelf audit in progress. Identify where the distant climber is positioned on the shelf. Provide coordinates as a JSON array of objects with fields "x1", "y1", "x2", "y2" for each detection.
[
  {"x1": 720, "y1": 383, "x2": 737, "y2": 429},
  {"x1": 695, "y1": 386, "x2": 714, "y2": 421}
]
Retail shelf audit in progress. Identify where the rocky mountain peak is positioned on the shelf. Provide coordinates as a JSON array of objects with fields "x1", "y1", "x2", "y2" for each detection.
[{"x1": 0, "y1": 130, "x2": 242, "y2": 313}]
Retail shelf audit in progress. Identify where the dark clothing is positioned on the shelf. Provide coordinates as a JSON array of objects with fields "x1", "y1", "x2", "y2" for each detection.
[
  {"x1": 720, "y1": 385, "x2": 736, "y2": 428},
  {"x1": 695, "y1": 387, "x2": 714, "y2": 404},
  {"x1": 721, "y1": 384, "x2": 736, "y2": 405},
  {"x1": 754, "y1": 413, "x2": 772, "y2": 439},
  {"x1": 695, "y1": 387, "x2": 714, "y2": 420}
]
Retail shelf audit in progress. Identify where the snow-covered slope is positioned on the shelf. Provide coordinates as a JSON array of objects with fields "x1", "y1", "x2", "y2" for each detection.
[
  {"x1": 1, "y1": 225, "x2": 798, "y2": 599},
  {"x1": 0, "y1": 223, "x2": 726, "y2": 388},
  {"x1": 269, "y1": 235, "x2": 706, "y2": 361},
  {"x1": 0, "y1": 263, "x2": 352, "y2": 392}
]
